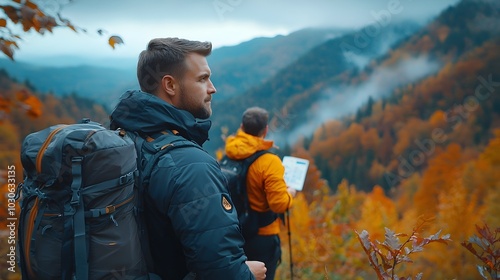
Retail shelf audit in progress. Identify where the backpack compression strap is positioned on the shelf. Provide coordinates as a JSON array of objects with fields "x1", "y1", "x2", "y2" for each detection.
[{"x1": 70, "y1": 156, "x2": 89, "y2": 280}]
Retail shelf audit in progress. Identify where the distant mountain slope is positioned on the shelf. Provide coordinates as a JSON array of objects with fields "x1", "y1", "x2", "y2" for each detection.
[
  {"x1": 206, "y1": 0, "x2": 499, "y2": 156},
  {"x1": 208, "y1": 27, "x2": 348, "y2": 100},
  {"x1": 0, "y1": 59, "x2": 136, "y2": 107}
]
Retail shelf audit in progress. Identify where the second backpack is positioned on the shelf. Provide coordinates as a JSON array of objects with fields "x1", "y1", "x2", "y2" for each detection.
[{"x1": 219, "y1": 150, "x2": 277, "y2": 239}]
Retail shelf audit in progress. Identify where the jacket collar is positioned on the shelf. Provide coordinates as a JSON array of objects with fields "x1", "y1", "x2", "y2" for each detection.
[{"x1": 110, "y1": 90, "x2": 211, "y2": 146}]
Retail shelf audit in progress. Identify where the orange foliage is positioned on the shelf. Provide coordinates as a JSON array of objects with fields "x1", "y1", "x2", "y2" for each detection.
[
  {"x1": 393, "y1": 118, "x2": 432, "y2": 156},
  {"x1": 360, "y1": 128, "x2": 379, "y2": 151},
  {"x1": 335, "y1": 123, "x2": 364, "y2": 157},
  {"x1": 413, "y1": 143, "x2": 464, "y2": 216},
  {"x1": 368, "y1": 160, "x2": 386, "y2": 182},
  {"x1": 464, "y1": 130, "x2": 500, "y2": 226},
  {"x1": 414, "y1": 35, "x2": 434, "y2": 53},
  {"x1": 412, "y1": 180, "x2": 483, "y2": 278},
  {"x1": 436, "y1": 26, "x2": 450, "y2": 43},
  {"x1": 429, "y1": 110, "x2": 447, "y2": 128},
  {"x1": 355, "y1": 186, "x2": 397, "y2": 241},
  {"x1": 1, "y1": 89, "x2": 42, "y2": 121}
]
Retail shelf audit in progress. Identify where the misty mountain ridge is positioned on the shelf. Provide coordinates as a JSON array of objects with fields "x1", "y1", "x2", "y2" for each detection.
[
  {"x1": 229, "y1": 0, "x2": 498, "y2": 154},
  {"x1": 208, "y1": 27, "x2": 350, "y2": 99},
  {"x1": 2, "y1": 0, "x2": 497, "y2": 162},
  {"x1": 270, "y1": 55, "x2": 442, "y2": 146},
  {"x1": 206, "y1": 19, "x2": 424, "y2": 153}
]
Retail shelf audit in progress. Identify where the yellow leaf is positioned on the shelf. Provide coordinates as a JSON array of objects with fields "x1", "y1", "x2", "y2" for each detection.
[{"x1": 108, "y1": 35, "x2": 124, "y2": 49}]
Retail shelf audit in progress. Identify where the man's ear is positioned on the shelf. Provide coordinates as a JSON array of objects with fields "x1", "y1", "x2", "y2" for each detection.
[
  {"x1": 260, "y1": 125, "x2": 268, "y2": 138},
  {"x1": 161, "y1": 75, "x2": 177, "y2": 98}
]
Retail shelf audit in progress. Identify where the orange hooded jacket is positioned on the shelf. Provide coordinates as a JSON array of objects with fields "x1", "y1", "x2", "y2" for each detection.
[{"x1": 225, "y1": 129, "x2": 293, "y2": 235}]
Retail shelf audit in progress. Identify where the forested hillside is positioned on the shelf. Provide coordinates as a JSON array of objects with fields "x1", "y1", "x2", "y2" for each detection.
[
  {"x1": 275, "y1": 37, "x2": 500, "y2": 280},
  {"x1": 272, "y1": 0, "x2": 500, "y2": 278},
  {"x1": 304, "y1": 0, "x2": 500, "y2": 192},
  {"x1": 0, "y1": 69, "x2": 108, "y2": 173}
]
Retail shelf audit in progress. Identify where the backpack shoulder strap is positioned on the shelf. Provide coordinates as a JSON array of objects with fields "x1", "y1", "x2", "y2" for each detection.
[
  {"x1": 243, "y1": 150, "x2": 280, "y2": 227},
  {"x1": 129, "y1": 131, "x2": 203, "y2": 188},
  {"x1": 241, "y1": 150, "x2": 270, "y2": 176},
  {"x1": 236, "y1": 150, "x2": 271, "y2": 206},
  {"x1": 129, "y1": 130, "x2": 201, "y2": 273}
]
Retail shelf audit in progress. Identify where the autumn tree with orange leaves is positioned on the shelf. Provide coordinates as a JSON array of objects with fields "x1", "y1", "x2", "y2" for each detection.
[
  {"x1": 0, "y1": 0, "x2": 123, "y2": 122},
  {"x1": 0, "y1": 0, "x2": 123, "y2": 60}
]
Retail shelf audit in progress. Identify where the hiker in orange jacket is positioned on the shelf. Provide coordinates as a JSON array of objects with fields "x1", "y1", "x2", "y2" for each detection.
[{"x1": 225, "y1": 106, "x2": 297, "y2": 280}]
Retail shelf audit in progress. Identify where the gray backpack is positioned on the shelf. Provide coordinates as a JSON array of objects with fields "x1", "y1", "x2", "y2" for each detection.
[{"x1": 17, "y1": 119, "x2": 158, "y2": 280}]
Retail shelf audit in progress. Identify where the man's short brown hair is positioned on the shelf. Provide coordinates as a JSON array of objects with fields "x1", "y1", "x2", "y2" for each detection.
[
  {"x1": 137, "y1": 37, "x2": 212, "y2": 94},
  {"x1": 242, "y1": 107, "x2": 269, "y2": 136}
]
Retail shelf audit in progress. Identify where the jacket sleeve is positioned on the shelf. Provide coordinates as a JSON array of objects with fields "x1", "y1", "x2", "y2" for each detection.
[
  {"x1": 154, "y1": 151, "x2": 255, "y2": 280},
  {"x1": 258, "y1": 154, "x2": 293, "y2": 213}
]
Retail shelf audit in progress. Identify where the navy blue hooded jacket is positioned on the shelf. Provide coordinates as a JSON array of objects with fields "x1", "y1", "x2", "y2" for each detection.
[{"x1": 110, "y1": 90, "x2": 254, "y2": 280}]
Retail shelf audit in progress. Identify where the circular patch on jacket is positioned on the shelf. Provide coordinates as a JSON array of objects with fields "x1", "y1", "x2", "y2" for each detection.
[{"x1": 222, "y1": 194, "x2": 233, "y2": 212}]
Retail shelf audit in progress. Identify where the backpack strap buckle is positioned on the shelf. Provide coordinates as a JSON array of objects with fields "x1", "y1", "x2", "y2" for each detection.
[
  {"x1": 105, "y1": 205, "x2": 116, "y2": 214},
  {"x1": 119, "y1": 171, "x2": 135, "y2": 185}
]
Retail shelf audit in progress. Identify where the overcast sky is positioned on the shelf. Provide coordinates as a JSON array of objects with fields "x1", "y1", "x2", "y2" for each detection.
[{"x1": 14, "y1": 0, "x2": 459, "y2": 64}]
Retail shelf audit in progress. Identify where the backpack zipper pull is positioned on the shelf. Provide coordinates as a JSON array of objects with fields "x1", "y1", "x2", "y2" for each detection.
[
  {"x1": 15, "y1": 182, "x2": 23, "y2": 201},
  {"x1": 110, "y1": 214, "x2": 118, "y2": 227}
]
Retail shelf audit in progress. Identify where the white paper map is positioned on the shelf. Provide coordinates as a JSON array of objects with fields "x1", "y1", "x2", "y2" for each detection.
[{"x1": 282, "y1": 156, "x2": 309, "y2": 191}]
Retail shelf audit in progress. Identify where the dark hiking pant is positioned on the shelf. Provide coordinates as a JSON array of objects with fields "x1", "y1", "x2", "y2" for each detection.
[{"x1": 244, "y1": 234, "x2": 281, "y2": 280}]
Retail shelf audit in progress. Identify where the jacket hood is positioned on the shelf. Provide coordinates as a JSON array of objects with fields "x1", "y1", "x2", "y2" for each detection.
[
  {"x1": 225, "y1": 129, "x2": 274, "y2": 160},
  {"x1": 110, "y1": 90, "x2": 211, "y2": 146}
]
